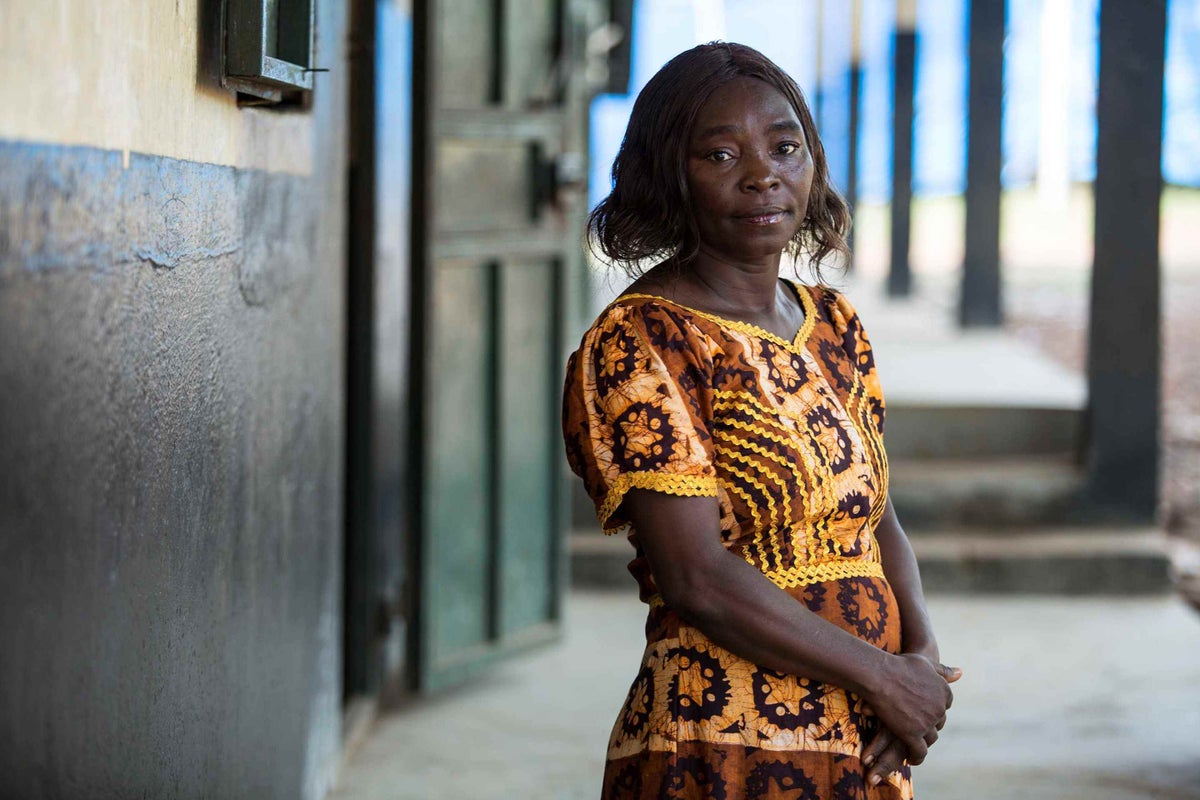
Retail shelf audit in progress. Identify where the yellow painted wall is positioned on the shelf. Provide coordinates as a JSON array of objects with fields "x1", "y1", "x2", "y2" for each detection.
[{"x1": 0, "y1": 0, "x2": 313, "y2": 174}]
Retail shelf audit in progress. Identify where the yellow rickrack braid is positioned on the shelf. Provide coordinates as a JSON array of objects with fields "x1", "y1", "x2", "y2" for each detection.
[{"x1": 598, "y1": 471, "x2": 719, "y2": 534}]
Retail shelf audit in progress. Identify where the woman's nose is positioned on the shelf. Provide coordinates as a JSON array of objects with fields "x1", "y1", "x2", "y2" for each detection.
[{"x1": 740, "y1": 152, "x2": 779, "y2": 192}]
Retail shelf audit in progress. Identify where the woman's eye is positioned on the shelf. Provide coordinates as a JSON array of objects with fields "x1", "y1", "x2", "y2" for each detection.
[
  {"x1": 777, "y1": 142, "x2": 801, "y2": 155},
  {"x1": 707, "y1": 150, "x2": 733, "y2": 163}
]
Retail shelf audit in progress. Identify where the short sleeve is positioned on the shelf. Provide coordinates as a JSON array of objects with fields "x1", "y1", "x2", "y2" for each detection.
[
  {"x1": 828, "y1": 290, "x2": 887, "y2": 435},
  {"x1": 562, "y1": 303, "x2": 718, "y2": 534}
]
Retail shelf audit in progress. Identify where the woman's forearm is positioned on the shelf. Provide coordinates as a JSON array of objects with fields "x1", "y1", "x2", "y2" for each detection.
[
  {"x1": 672, "y1": 540, "x2": 894, "y2": 697},
  {"x1": 873, "y1": 495, "x2": 938, "y2": 657},
  {"x1": 624, "y1": 489, "x2": 955, "y2": 761},
  {"x1": 625, "y1": 489, "x2": 891, "y2": 692}
]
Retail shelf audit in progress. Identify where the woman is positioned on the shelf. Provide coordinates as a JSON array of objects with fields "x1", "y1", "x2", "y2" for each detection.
[{"x1": 562, "y1": 43, "x2": 959, "y2": 799}]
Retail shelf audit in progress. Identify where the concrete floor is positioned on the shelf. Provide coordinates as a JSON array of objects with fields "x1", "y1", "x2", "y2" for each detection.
[{"x1": 330, "y1": 589, "x2": 1200, "y2": 800}]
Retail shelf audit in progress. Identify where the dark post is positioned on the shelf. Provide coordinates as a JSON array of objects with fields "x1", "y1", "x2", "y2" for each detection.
[
  {"x1": 846, "y1": 0, "x2": 863, "y2": 267},
  {"x1": 344, "y1": 0, "x2": 380, "y2": 699},
  {"x1": 888, "y1": 1, "x2": 917, "y2": 296},
  {"x1": 1087, "y1": 0, "x2": 1166, "y2": 520},
  {"x1": 960, "y1": 0, "x2": 1005, "y2": 326},
  {"x1": 606, "y1": 0, "x2": 635, "y2": 95}
]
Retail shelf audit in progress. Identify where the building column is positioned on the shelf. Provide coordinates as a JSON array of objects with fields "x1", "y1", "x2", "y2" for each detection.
[
  {"x1": 1087, "y1": 0, "x2": 1166, "y2": 520},
  {"x1": 888, "y1": 0, "x2": 917, "y2": 296},
  {"x1": 960, "y1": 0, "x2": 1005, "y2": 326}
]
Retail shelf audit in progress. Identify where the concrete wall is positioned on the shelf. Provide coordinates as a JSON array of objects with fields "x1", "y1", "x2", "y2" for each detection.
[
  {"x1": 0, "y1": 0, "x2": 314, "y2": 173},
  {"x1": 0, "y1": 1, "x2": 349, "y2": 798}
]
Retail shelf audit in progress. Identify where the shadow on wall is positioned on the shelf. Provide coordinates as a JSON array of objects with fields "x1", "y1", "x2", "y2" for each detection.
[{"x1": 196, "y1": 0, "x2": 228, "y2": 98}]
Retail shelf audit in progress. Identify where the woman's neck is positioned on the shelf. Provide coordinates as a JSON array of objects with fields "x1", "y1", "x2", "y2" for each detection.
[
  {"x1": 626, "y1": 249, "x2": 803, "y2": 343},
  {"x1": 683, "y1": 252, "x2": 783, "y2": 313}
]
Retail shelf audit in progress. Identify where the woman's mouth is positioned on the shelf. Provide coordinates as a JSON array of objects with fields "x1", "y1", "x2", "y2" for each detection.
[{"x1": 737, "y1": 210, "x2": 787, "y2": 225}]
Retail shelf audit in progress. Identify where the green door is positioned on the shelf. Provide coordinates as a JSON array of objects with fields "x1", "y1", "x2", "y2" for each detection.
[{"x1": 411, "y1": 0, "x2": 595, "y2": 690}]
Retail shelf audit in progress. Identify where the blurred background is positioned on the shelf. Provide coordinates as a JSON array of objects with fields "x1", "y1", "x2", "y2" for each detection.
[
  {"x1": 588, "y1": 0, "x2": 1200, "y2": 574},
  {"x1": 0, "y1": 0, "x2": 1197, "y2": 798},
  {"x1": 585, "y1": 0, "x2": 1200, "y2": 571}
]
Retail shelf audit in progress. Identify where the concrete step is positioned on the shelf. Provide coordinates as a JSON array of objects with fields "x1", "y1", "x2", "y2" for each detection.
[
  {"x1": 911, "y1": 529, "x2": 1171, "y2": 595},
  {"x1": 568, "y1": 528, "x2": 1172, "y2": 595},
  {"x1": 888, "y1": 456, "x2": 1093, "y2": 531},
  {"x1": 569, "y1": 478, "x2": 597, "y2": 530},
  {"x1": 883, "y1": 403, "x2": 1082, "y2": 460},
  {"x1": 570, "y1": 530, "x2": 632, "y2": 589}
]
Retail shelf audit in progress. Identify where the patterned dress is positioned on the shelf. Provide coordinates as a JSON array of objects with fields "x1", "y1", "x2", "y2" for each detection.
[{"x1": 562, "y1": 280, "x2": 911, "y2": 800}]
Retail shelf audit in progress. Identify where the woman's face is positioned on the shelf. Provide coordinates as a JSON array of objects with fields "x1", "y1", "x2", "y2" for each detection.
[{"x1": 685, "y1": 76, "x2": 814, "y2": 264}]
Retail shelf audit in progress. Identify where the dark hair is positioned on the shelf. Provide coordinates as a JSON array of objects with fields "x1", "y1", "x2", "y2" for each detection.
[{"x1": 588, "y1": 41, "x2": 850, "y2": 280}]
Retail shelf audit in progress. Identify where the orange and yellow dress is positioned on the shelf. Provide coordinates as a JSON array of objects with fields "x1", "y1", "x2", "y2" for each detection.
[{"x1": 562, "y1": 281, "x2": 911, "y2": 799}]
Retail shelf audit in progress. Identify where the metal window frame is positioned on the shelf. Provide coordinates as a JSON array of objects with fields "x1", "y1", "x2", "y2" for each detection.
[{"x1": 223, "y1": 0, "x2": 316, "y2": 103}]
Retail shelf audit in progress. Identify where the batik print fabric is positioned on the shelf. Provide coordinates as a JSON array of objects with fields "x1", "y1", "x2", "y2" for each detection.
[{"x1": 562, "y1": 281, "x2": 912, "y2": 800}]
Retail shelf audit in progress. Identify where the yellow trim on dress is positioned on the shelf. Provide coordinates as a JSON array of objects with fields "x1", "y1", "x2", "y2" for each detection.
[
  {"x1": 763, "y1": 558, "x2": 885, "y2": 590},
  {"x1": 613, "y1": 279, "x2": 819, "y2": 355},
  {"x1": 598, "y1": 471, "x2": 719, "y2": 534}
]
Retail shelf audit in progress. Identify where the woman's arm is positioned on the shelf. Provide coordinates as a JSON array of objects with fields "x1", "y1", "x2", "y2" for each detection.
[
  {"x1": 623, "y1": 488, "x2": 958, "y2": 765},
  {"x1": 873, "y1": 495, "x2": 940, "y2": 660},
  {"x1": 861, "y1": 495, "x2": 958, "y2": 785}
]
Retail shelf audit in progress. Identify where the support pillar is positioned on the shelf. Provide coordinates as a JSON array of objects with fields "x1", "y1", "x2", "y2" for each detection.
[
  {"x1": 1087, "y1": 0, "x2": 1166, "y2": 520},
  {"x1": 888, "y1": 0, "x2": 917, "y2": 296},
  {"x1": 960, "y1": 0, "x2": 1005, "y2": 326}
]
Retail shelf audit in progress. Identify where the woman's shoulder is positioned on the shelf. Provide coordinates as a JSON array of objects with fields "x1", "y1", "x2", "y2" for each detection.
[
  {"x1": 796, "y1": 281, "x2": 864, "y2": 338},
  {"x1": 797, "y1": 279, "x2": 846, "y2": 311},
  {"x1": 576, "y1": 290, "x2": 715, "y2": 353},
  {"x1": 564, "y1": 295, "x2": 717, "y2": 404}
]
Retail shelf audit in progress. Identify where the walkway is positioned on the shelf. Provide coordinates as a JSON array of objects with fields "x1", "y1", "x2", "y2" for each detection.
[{"x1": 330, "y1": 588, "x2": 1200, "y2": 800}]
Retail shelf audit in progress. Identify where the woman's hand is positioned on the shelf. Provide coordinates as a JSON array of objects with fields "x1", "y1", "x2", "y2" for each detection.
[
  {"x1": 861, "y1": 647, "x2": 960, "y2": 783},
  {"x1": 868, "y1": 496, "x2": 961, "y2": 766},
  {"x1": 861, "y1": 727, "x2": 907, "y2": 787},
  {"x1": 861, "y1": 654, "x2": 961, "y2": 781},
  {"x1": 903, "y1": 638, "x2": 942, "y2": 666},
  {"x1": 864, "y1": 653, "x2": 961, "y2": 765}
]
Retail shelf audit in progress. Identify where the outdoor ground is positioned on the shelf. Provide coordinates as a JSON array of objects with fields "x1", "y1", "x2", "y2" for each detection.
[{"x1": 331, "y1": 589, "x2": 1200, "y2": 800}]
